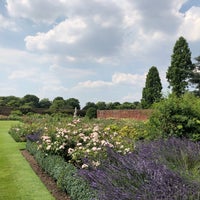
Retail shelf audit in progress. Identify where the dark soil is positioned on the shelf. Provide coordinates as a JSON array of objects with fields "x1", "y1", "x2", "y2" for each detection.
[{"x1": 21, "y1": 150, "x2": 70, "y2": 200}]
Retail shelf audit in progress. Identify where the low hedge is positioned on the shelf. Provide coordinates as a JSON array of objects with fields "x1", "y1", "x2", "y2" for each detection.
[{"x1": 26, "y1": 141, "x2": 96, "y2": 200}]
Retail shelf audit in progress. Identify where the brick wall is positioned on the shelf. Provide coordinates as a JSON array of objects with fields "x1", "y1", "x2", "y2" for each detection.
[{"x1": 97, "y1": 109, "x2": 152, "y2": 120}]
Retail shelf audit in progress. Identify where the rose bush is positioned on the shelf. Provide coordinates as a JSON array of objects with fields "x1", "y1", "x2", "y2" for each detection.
[{"x1": 10, "y1": 115, "x2": 149, "y2": 167}]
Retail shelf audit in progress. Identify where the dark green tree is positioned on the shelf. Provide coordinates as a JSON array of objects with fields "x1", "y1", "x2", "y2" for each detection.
[
  {"x1": 22, "y1": 94, "x2": 39, "y2": 108},
  {"x1": 166, "y1": 36, "x2": 194, "y2": 96},
  {"x1": 141, "y1": 66, "x2": 162, "y2": 108},
  {"x1": 39, "y1": 98, "x2": 52, "y2": 108},
  {"x1": 96, "y1": 101, "x2": 107, "y2": 110},
  {"x1": 86, "y1": 107, "x2": 97, "y2": 119},
  {"x1": 53, "y1": 96, "x2": 64, "y2": 103},
  {"x1": 106, "y1": 102, "x2": 121, "y2": 110},
  {"x1": 49, "y1": 99, "x2": 66, "y2": 111},
  {"x1": 82, "y1": 102, "x2": 97, "y2": 111},
  {"x1": 189, "y1": 56, "x2": 200, "y2": 96},
  {"x1": 4, "y1": 96, "x2": 21, "y2": 107},
  {"x1": 65, "y1": 98, "x2": 80, "y2": 109},
  {"x1": 119, "y1": 102, "x2": 135, "y2": 109}
]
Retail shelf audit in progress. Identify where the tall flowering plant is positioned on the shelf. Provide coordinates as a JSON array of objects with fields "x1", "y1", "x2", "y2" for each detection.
[{"x1": 38, "y1": 126, "x2": 76, "y2": 160}]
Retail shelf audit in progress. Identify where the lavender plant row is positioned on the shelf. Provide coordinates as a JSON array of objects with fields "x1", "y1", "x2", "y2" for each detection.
[{"x1": 79, "y1": 137, "x2": 200, "y2": 200}]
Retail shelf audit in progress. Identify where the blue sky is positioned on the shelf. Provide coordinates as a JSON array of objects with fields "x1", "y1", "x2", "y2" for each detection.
[{"x1": 0, "y1": 0, "x2": 200, "y2": 108}]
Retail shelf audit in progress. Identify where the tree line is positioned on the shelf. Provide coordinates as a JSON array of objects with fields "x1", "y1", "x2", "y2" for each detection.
[
  {"x1": 0, "y1": 94, "x2": 142, "y2": 117},
  {"x1": 141, "y1": 36, "x2": 200, "y2": 108}
]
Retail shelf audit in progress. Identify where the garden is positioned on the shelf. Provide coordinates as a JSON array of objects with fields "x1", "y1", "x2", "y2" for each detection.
[{"x1": 7, "y1": 93, "x2": 200, "y2": 200}]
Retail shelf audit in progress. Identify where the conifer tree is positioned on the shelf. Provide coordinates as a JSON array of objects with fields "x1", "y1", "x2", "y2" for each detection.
[
  {"x1": 166, "y1": 36, "x2": 194, "y2": 96},
  {"x1": 190, "y1": 56, "x2": 200, "y2": 96},
  {"x1": 141, "y1": 66, "x2": 162, "y2": 108}
]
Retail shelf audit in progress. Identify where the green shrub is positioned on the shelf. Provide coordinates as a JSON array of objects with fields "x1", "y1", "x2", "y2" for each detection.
[
  {"x1": 26, "y1": 140, "x2": 38, "y2": 155},
  {"x1": 26, "y1": 141, "x2": 96, "y2": 200},
  {"x1": 149, "y1": 93, "x2": 200, "y2": 140},
  {"x1": 8, "y1": 123, "x2": 27, "y2": 142},
  {"x1": 57, "y1": 164, "x2": 96, "y2": 200},
  {"x1": 85, "y1": 107, "x2": 97, "y2": 119}
]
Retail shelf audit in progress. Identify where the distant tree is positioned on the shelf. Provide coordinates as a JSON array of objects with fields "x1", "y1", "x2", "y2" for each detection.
[
  {"x1": 50, "y1": 99, "x2": 66, "y2": 111},
  {"x1": 39, "y1": 98, "x2": 52, "y2": 108},
  {"x1": 106, "y1": 102, "x2": 121, "y2": 110},
  {"x1": 22, "y1": 94, "x2": 39, "y2": 108},
  {"x1": 65, "y1": 98, "x2": 80, "y2": 109},
  {"x1": 166, "y1": 36, "x2": 194, "y2": 96},
  {"x1": 4, "y1": 96, "x2": 21, "y2": 107},
  {"x1": 53, "y1": 96, "x2": 64, "y2": 103},
  {"x1": 86, "y1": 107, "x2": 97, "y2": 119},
  {"x1": 0, "y1": 97, "x2": 6, "y2": 106},
  {"x1": 119, "y1": 102, "x2": 135, "y2": 109},
  {"x1": 189, "y1": 56, "x2": 200, "y2": 96},
  {"x1": 133, "y1": 101, "x2": 142, "y2": 109},
  {"x1": 82, "y1": 102, "x2": 97, "y2": 111},
  {"x1": 96, "y1": 101, "x2": 107, "y2": 110},
  {"x1": 141, "y1": 66, "x2": 162, "y2": 108}
]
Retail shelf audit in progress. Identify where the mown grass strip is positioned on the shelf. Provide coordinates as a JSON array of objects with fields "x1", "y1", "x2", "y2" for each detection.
[{"x1": 0, "y1": 121, "x2": 54, "y2": 200}]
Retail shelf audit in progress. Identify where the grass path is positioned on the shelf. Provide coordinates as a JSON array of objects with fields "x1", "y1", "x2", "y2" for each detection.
[{"x1": 0, "y1": 121, "x2": 54, "y2": 200}]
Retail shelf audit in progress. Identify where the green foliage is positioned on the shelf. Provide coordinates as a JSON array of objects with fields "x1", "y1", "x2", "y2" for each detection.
[
  {"x1": 39, "y1": 98, "x2": 52, "y2": 108},
  {"x1": 58, "y1": 164, "x2": 96, "y2": 200},
  {"x1": 10, "y1": 109, "x2": 23, "y2": 116},
  {"x1": 49, "y1": 99, "x2": 66, "y2": 111},
  {"x1": 85, "y1": 107, "x2": 97, "y2": 119},
  {"x1": 26, "y1": 140, "x2": 38, "y2": 155},
  {"x1": 26, "y1": 141, "x2": 96, "y2": 200},
  {"x1": 96, "y1": 101, "x2": 107, "y2": 110},
  {"x1": 9, "y1": 122, "x2": 42, "y2": 142},
  {"x1": 21, "y1": 116, "x2": 148, "y2": 167},
  {"x1": 8, "y1": 123, "x2": 27, "y2": 142},
  {"x1": 157, "y1": 138, "x2": 200, "y2": 182},
  {"x1": 141, "y1": 66, "x2": 162, "y2": 108},
  {"x1": 19, "y1": 104, "x2": 33, "y2": 114},
  {"x1": 9, "y1": 110, "x2": 23, "y2": 120},
  {"x1": 190, "y1": 56, "x2": 200, "y2": 96},
  {"x1": 22, "y1": 94, "x2": 40, "y2": 108},
  {"x1": 65, "y1": 98, "x2": 80, "y2": 109},
  {"x1": 149, "y1": 93, "x2": 200, "y2": 140},
  {"x1": 166, "y1": 36, "x2": 194, "y2": 96}
]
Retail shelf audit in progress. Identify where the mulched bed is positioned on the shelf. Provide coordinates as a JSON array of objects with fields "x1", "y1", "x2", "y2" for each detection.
[{"x1": 21, "y1": 150, "x2": 70, "y2": 200}]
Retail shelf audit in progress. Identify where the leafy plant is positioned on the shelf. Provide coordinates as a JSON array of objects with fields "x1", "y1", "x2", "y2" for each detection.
[
  {"x1": 26, "y1": 140, "x2": 96, "y2": 200},
  {"x1": 149, "y1": 93, "x2": 200, "y2": 140}
]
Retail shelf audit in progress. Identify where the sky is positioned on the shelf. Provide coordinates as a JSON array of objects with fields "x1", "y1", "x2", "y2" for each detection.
[{"x1": 0, "y1": 0, "x2": 200, "y2": 108}]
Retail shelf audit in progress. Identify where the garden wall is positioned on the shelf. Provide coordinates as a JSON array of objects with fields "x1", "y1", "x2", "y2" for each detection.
[{"x1": 97, "y1": 109, "x2": 152, "y2": 120}]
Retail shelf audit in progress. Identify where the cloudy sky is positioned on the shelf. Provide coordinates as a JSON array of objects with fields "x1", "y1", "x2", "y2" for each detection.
[{"x1": 0, "y1": 0, "x2": 200, "y2": 107}]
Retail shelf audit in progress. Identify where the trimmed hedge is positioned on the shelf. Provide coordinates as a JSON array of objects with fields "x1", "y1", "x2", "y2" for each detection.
[{"x1": 26, "y1": 141, "x2": 96, "y2": 200}]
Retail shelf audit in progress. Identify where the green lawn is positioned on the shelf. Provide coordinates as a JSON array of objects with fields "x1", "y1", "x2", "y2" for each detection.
[{"x1": 0, "y1": 121, "x2": 54, "y2": 200}]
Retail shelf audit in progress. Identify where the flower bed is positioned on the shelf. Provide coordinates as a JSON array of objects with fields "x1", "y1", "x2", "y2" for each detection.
[{"x1": 9, "y1": 114, "x2": 200, "y2": 199}]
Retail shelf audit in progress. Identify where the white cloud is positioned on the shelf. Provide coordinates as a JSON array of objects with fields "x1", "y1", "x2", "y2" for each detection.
[
  {"x1": 8, "y1": 68, "x2": 39, "y2": 80},
  {"x1": 178, "y1": 7, "x2": 200, "y2": 41},
  {"x1": 1, "y1": 0, "x2": 200, "y2": 106},
  {"x1": 21, "y1": 0, "x2": 196, "y2": 67},
  {"x1": 49, "y1": 64, "x2": 94, "y2": 79},
  {"x1": 76, "y1": 80, "x2": 113, "y2": 88},
  {"x1": 25, "y1": 17, "x2": 87, "y2": 51},
  {"x1": 112, "y1": 73, "x2": 146, "y2": 85},
  {"x1": 0, "y1": 14, "x2": 18, "y2": 31},
  {"x1": 75, "y1": 72, "x2": 146, "y2": 89},
  {"x1": 6, "y1": 0, "x2": 68, "y2": 24}
]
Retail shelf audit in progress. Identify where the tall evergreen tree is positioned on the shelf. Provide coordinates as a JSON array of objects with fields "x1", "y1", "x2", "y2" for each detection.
[
  {"x1": 141, "y1": 66, "x2": 162, "y2": 108},
  {"x1": 189, "y1": 56, "x2": 200, "y2": 96},
  {"x1": 166, "y1": 36, "x2": 194, "y2": 96}
]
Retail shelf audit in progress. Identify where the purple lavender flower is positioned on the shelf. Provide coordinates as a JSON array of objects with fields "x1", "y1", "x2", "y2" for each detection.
[{"x1": 79, "y1": 138, "x2": 200, "y2": 200}]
